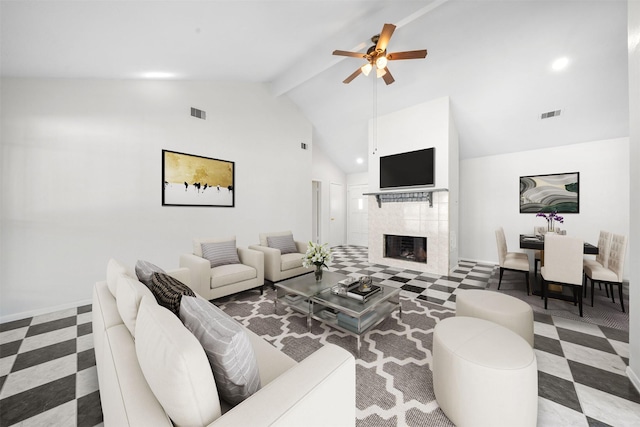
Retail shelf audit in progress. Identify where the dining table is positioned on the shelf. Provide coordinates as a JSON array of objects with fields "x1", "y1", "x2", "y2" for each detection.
[{"x1": 519, "y1": 234, "x2": 599, "y2": 298}]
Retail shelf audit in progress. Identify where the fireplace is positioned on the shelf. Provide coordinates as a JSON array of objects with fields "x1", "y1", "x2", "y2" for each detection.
[{"x1": 384, "y1": 234, "x2": 427, "y2": 263}]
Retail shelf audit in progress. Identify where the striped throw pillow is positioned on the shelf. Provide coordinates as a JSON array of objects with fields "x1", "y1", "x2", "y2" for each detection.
[
  {"x1": 267, "y1": 234, "x2": 298, "y2": 254},
  {"x1": 135, "y1": 260, "x2": 165, "y2": 289},
  {"x1": 179, "y1": 296, "x2": 261, "y2": 405},
  {"x1": 201, "y1": 240, "x2": 240, "y2": 268},
  {"x1": 150, "y1": 273, "x2": 195, "y2": 316}
]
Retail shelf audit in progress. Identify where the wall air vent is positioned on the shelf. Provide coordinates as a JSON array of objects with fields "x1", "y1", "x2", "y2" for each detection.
[
  {"x1": 541, "y1": 110, "x2": 561, "y2": 119},
  {"x1": 190, "y1": 107, "x2": 206, "y2": 120}
]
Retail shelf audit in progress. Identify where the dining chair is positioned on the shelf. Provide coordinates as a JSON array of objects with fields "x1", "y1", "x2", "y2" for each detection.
[
  {"x1": 533, "y1": 226, "x2": 546, "y2": 277},
  {"x1": 583, "y1": 233, "x2": 627, "y2": 312},
  {"x1": 541, "y1": 234, "x2": 584, "y2": 317},
  {"x1": 495, "y1": 227, "x2": 531, "y2": 294},
  {"x1": 583, "y1": 230, "x2": 613, "y2": 299}
]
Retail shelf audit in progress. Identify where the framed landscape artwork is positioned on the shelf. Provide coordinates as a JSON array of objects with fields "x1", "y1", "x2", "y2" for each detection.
[
  {"x1": 162, "y1": 149, "x2": 235, "y2": 207},
  {"x1": 519, "y1": 172, "x2": 579, "y2": 213}
]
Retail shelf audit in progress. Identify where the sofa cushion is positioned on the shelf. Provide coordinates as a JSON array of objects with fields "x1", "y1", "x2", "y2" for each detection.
[
  {"x1": 281, "y1": 252, "x2": 304, "y2": 271},
  {"x1": 267, "y1": 234, "x2": 298, "y2": 255},
  {"x1": 135, "y1": 260, "x2": 165, "y2": 288},
  {"x1": 201, "y1": 240, "x2": 241, "y2": 268},
  {"x1": 136, "y1": 296, "x2": 221, "y2": 426},
  {"x1": 179, "y1": 296, "x2": 261, "y2": 405},
  {"x1": 259, "y1": 230, "x2": 292, "y2": 247},
  {"x1": 116, "y1": 275, "x2": 155, "y2": 337},
  {"x1": 211, "y1": 264, "x2": 257, "y2": 288},
  {"x1": 107, "y1": 258, "x2": 131, "y2": 296},
  {"x1": 150, "y1": 273, "x2": 195, "y2": 316}
]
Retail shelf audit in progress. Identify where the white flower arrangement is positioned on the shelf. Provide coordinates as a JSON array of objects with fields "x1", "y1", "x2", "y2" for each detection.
[{"x1": 302, "y1": 241, "x2": 332, "y2": 270}]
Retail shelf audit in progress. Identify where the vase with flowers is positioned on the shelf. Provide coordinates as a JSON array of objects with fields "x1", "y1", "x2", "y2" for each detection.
[
  {"x1": 536, "y1": 211, "x2": 564, "y2": 233},
  {"x1": 302, "y1": 241, "x2": 332, "y2": 281}
]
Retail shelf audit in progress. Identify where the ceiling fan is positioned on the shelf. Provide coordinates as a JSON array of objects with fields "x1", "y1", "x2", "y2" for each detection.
[{"x1": 333, "y1": 23, "x2": 427, "y2": 85}]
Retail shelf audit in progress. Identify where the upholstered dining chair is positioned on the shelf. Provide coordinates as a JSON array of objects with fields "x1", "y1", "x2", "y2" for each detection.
[
  {"x1": 583, "y1": 230, "x2": 613, "y2": 299},
  {"x1": 541, "y1": 234, "x2": 584, "y2": 317},
  {"x1": 583, "y1": 233, "x2": 627, "y2": 312},
  {"x1": 533, "y1": 226, "x2": 546, "y2": 277},
  {"x1": 495, "y1": 227, "x2": 531, "y2": 295}
]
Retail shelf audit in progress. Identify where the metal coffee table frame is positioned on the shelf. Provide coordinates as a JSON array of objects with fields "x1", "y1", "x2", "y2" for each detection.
[{"x1": 275, "y1": 270, "x2": 402, "y2": 355}]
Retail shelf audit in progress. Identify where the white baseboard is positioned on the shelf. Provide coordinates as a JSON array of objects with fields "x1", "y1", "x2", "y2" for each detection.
[
  {"x1": 628, "y1": 366, "x2": 640, "y2": 394},
  {"x1": 0, "y1": 298, "x2": 92, "y2": 324}
]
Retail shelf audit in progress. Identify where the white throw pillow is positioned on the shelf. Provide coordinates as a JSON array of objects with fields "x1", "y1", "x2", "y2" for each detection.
[
  {"x1": 106, "y1": 258, "x2": 130, "y2": 296},
  {"x1": 116, "y1": 275, "x2": 155, "y2": 337},
  {"x1": 179, "y1": 296, "x2": 261, "y2": 405},
  {"x1": 136, "y1": 296, "x2": 221, "y2": 426}
]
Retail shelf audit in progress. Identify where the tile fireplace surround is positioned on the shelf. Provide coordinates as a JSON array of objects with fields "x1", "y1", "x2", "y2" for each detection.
[{"x1": 368, "y1": 190, "x2": 450, "y2": 276}]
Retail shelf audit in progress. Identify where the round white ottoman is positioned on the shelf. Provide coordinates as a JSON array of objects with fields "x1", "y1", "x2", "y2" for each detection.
[
  {"x1": 456, "y1": 289, "x2": 534, "y2": 347},
  {"x1": 433, "y1": 316, "x2": 538, "y2": 427}
]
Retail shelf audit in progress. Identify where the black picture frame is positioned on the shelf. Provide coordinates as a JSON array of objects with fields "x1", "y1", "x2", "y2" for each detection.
[
  {"x1": 162, "y1": 149, "x2": 235, "y2": 207},
  {"x1": 519, "y1": 172, "x2": 579, "y2": 213}
]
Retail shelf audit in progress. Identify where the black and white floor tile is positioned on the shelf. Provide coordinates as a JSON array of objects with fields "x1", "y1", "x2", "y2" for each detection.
[
  {"x1": 0, "y1": 246, "x2": 637, "y2": 426},
  {"x1": 0, "y1": 305, "x2": 102, "y2": 426}
]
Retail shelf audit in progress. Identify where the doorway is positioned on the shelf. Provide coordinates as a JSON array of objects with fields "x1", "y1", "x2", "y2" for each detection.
[
  {"x1": 329, "y1": 182, "x2": 345, "y2": 247},
  {"x1": 348, "y1": 184, "x2": 368, "y2": 247},
  {"x1": 312, "y1": 180, "x2": 321, "y2": 244}
]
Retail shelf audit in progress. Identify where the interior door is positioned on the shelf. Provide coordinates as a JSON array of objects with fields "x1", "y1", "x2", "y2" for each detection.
[
  {"x1": 329, "y1": 183, "x2": 345, "y2": 247},
  {"x1": 311, "y1": 180, "x2": 321, "y2": 244},
  {"x1": 348, "y1": 184, "x2": 368, "y2": 247}
]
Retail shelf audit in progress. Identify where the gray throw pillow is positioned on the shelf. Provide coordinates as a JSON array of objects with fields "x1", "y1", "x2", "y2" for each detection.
[
  {"x1": 179, "y1": 296, "x2": 261, "y2": 406},
  {"x1": 135, "y1": 260, "x2": 165, "y2": 289},
  {"x1": 150, "y1": 273, "x2": 195, "y2": 316},
  {"x1": 201, "y1": 240, "x2": 240, "y2": 268},
  {"x1": 267, "y1": 234, "x2": 298, "y2": 254}
]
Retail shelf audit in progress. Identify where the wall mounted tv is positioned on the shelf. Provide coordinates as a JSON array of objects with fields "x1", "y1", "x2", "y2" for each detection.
[{"x1": 380, "y1": 148, "x2": 435, "y2": 189}]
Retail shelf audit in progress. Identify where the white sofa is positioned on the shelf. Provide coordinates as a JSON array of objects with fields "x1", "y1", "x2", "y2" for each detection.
[
  {"x1": 180, "y1": 237, "x2": 265, "y2": 300},
  {"x1": 249, "y1": 231, "x2": 310, "y2": 283},
  {"x1": 93, "y1": 259, "x2": 356, "y2": 426}
]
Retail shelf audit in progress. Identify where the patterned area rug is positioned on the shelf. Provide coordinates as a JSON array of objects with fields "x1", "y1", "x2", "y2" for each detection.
[{"x1": 216, "y1": 288, "x2": 456, "y2": 426}]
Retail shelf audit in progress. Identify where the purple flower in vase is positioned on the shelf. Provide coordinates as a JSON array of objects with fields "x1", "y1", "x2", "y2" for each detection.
[{"x1": 537, "y1": 210, "x2": 564, "y2": 232}]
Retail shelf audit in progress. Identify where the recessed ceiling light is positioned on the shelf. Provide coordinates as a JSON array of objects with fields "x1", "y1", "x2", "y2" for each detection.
[
  {"x1": 551, "y1": 57, "x2": 569, "y2": 71},
  {"x1": 356, "y1": 157, "x2": 364, "y2": 164},
  {"x1": 141, "y1": 71, "x2": 176, "y2": 79}
]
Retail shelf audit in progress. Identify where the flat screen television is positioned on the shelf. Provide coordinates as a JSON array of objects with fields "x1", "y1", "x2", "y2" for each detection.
[{"x1": 380, "y1": 148, "x2": 435, "y2": 189}]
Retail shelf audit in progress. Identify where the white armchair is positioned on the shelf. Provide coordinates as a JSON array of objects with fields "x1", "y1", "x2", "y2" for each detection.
[
  {"x1": 249, "y1": 231, "x2": 311, "y2": 283},
  {"x1": 180, "y1": 237, "x2": 264, "y2": 300}
]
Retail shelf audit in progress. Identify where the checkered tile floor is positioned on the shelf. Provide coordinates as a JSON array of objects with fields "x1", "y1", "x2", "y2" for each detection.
[{"x1": 0, "y1": 246, "x2": 637, "y2": 426}]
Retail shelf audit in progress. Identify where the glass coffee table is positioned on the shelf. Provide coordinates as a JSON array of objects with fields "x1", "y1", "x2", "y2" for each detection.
[{"x1": 275, "y1": 270, "x2": 402, "y2": 354}]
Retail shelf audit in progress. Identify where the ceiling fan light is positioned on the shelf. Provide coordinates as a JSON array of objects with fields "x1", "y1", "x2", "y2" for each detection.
[
  {"x1": 375, "y1": 55, "x2": 388, "y2": 69},
  {"x1": 361, "y1": 63, "x2": 373, "y2": 76},
  {"x1": 376, "y1": 68, "x2": 387, "y2": 78}
]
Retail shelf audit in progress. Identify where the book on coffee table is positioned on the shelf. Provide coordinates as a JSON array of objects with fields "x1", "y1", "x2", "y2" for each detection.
[{"x1": 346, "y1": 285, "x2": 381, "y2": 302}]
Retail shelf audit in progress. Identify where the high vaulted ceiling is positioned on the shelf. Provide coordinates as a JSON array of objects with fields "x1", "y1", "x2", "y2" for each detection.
[{"x1": 1, "y1": 0, "x2": 630, "y2": 174}]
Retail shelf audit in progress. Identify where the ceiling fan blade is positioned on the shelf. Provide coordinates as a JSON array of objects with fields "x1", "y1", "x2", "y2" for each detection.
[
  {"x1": 387, "y1": 50, "x2": 428, "y2": 60},
  {"x1": 382, "y1": 67, "x2": 395, "y2": 85},
  {"x1": 333, "y1": 50, "x2": 366, "y2": 58},
  {"x1": 375, "y1": 23, "x2": 396, "y2": 52},
  {"x1": 343, "y1": 67, "x2": 363, "y2": 84}
]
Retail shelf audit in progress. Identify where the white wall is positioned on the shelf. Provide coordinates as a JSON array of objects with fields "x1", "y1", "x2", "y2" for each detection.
[
  {"x1": 626, "y1": 0, "x2": 640, "y2": 393},
  {"x1": 311, "y1": 143, "x2": 347, "y2": 246},
  {"x1": 347, "y1": 172, "x2": 368, "y2": 186},
  {"x1": 0, "y1": 78, "x2": 313, "y2": 321},
  {"x1": 459, "y1": 137, "x2": 630, "y2": 279},
  {"x1": 448, "y1": 104, "x2": 460, "y2": 271},
  {"x1": 368, "y1": 96, "x2": 451, "y2": 191}
]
